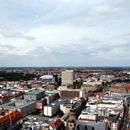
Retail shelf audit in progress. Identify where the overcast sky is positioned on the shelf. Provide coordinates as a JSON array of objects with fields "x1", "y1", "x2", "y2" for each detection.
[{"x1": 0, "y1": 0, "x2": 130, "y2": 67}]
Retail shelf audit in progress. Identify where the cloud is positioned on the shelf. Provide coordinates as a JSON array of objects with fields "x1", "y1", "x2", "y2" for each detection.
[
  {"x1": 0, "y1": 0, "x2": 129, "y2": 66},
  {"x1": 92, "y1": 5, "x2": 120, "y2": 15},
  {"x1": 0, "y1": 26, "x2": 36, "y2": 40},
  {"x1": 0, "y1": 22, "x2": 129, "y2": 66},
  {"x1": 0, "y1": 40, "x2": 130, "y2": 67},
  {"x1": 121, "y1": 32, "x2": 130, "y2": 38},
  {"x1": 0, "y1": 44, "x2": 31, "y2": 56}
]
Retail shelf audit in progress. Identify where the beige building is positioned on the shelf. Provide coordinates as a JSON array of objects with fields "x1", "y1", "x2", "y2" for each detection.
[
  {"x1": 61, "y1": 70, "x2": 74, "y2": 85},
  {"x1": 81, "y1": 84, "x2": 97, "y2": 92}
]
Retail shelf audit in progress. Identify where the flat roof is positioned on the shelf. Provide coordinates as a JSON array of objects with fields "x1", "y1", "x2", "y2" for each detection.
[{"x1": 26, "y1": 89, "x2": 44, "y2": 95}]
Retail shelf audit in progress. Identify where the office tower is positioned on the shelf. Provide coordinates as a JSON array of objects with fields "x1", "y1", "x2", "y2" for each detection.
[{"x1": 61, "y1": 70, "x2": 74, "y2": 85}]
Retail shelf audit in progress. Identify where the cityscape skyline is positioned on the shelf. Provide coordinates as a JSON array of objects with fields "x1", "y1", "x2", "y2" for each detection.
[{"x1": 0, "y1": 0, "x2": 130, "y2": 67}]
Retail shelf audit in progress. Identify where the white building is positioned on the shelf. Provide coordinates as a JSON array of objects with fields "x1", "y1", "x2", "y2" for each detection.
[{"x1": 44, "y1": 99, "x2": 65, "y2": 117}]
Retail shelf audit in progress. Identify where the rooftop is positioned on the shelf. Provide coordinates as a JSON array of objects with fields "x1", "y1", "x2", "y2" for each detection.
[{"x1": 26, "y1": 89, "x2": 44, "y2": 95}]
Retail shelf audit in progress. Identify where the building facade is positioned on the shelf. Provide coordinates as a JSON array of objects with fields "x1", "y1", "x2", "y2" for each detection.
[{"x1": 61, "y1": 70, "x2": 74, "y2": 86}]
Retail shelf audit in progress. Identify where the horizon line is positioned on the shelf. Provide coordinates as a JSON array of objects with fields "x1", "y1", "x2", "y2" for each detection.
[{"x1": 0, "y1": 66, "x2": 130, "y2": 68}]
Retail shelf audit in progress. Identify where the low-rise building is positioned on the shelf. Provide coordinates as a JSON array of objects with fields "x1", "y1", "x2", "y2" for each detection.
[
  {"x1": 45, "y1": 92, "x2": 59, "y2": 104},
  {"x1": 0, "y1": 99, "x2": 36, "y2": 117},
  {"x1": 24, "y1": 89, "x2": 45, "y2": 101},
  {"x1": 110, "y1": 83, "x2": 130, "y2": 94},
  {"x1": 59, "y1": 88, "x2": 85, "y2": 99},
  {"x1": 78, "y1": 94, "x2": 124, "y2": 130},
  {"x1": 44, "y1": 99, "x2": 65, "y2": 117},
  {"x1": 75, "y1": 120, "x2": 109, "y2": 130},
  {"x1": 22, "y1": 115, "x2": 49, "y2": 130},
  {"x1": 0, "y1": 110, "x2": 22, "y2": 130}
]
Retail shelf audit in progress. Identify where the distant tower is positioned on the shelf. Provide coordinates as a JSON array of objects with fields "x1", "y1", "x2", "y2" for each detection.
[
  {"x1": 67, "y1": 109, "x2": 76, "y2": 130},
  {"x1": 61, "y1": 70, "x2": 74, "y2": 86}
]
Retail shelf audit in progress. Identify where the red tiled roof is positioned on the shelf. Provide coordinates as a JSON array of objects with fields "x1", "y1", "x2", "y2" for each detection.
[
  {"x1": 0, "y1": 111, "x2": 22, "y2": 124},
  {"x1": 96, "y1": 93, "x2": 104, "y2": 98},
  {"x1": 110, "y1": 85, "x2": 130, "y2": 89},
  {"x1": 49, "y1": 119, "x2": 63, "y2": 128}
]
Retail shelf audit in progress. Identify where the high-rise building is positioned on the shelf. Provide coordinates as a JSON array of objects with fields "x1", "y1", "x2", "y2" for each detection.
[{"x1": 61, "y1": 70, "x2": 74, "y2": 85}]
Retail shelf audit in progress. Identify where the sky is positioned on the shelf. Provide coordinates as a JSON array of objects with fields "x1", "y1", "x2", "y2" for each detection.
[{"x1": 0, "y1": 0, "x2": 130, "y2": 67}]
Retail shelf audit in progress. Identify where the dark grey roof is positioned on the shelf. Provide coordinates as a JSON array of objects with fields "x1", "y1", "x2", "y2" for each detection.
[{"x1": 75, "y1": 120, "x2": 109, "y2": 130}]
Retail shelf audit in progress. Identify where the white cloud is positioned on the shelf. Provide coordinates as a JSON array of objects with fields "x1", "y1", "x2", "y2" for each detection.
[{"x1": 92, "y1": 5, "x2": 120, "y2": 15}]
